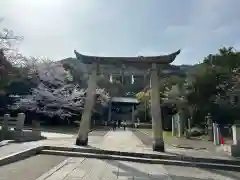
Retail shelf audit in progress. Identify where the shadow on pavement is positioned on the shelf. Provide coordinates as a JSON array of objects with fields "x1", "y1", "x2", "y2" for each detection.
[
  {"x1": 201, "y1": 168, "x2": 240, "y2": 180},
  {"x1": 132, "y1": 129, "x2": 240, "y2": 179},
  {"x1": 104, "y1": 159, "x2": 215, "y2": 180},
  {"x1": 86, "y1": 145, "x2": 224, "y2": 179},
  {"x1": 131, "y1": 129, "x2": 153, "y2": 146}
]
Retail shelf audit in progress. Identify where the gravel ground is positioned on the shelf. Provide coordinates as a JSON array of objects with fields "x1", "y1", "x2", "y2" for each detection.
[
  {"x1": 132, "y1": 129, "x2": 234, "y2": 160},
  {"x1": 133, "y1": 129, "x2": 219, "y2": 150},
  {"x1": 0, "y1": 155, "x2": 67, "y2": 180}
]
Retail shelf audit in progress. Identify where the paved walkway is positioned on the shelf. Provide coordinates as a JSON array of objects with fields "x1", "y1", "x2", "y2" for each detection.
[
  {"x1": 91, "y1": 130, "x2": 145, "y2": 152},
  {"x1": 36, "y1": 156, "x2": 238, "y2": 180},
  {"x1": 1, "y1": 129, "x2": 240, "y2": 180},
  {"x1": 0, "y1": 129, "x2": 234, "y2": 160},
  {"x1": 35, "y1": 130, "x2": 239, "y2": 180}
]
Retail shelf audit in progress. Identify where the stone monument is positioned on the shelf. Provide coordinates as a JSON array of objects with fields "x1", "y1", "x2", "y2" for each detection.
[{"x1": 230, "y1": 124, "x2": 240, "y2": 157}]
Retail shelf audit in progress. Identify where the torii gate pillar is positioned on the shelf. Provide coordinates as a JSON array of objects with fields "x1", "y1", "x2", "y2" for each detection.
[
  {"x1": 150, "y1": 63, "x2": 164, "y2": 151},
  {"x1": 76, "y1": 64, "x2": 98, "y2": 146}
]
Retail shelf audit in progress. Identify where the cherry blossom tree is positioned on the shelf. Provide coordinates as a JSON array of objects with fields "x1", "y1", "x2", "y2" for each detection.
[
  {"x1": 1, "y1": 20, "x2": 110, "y2": 120},
  {"x1": 11, "y1": 60, "x2": 110, "y2": 120},
  {"x1": 0, "y1": 21, "x2": 28, "y2": 95},
  {"x1": 0, "y1": 21, "x2": 25, "y2": 66}
]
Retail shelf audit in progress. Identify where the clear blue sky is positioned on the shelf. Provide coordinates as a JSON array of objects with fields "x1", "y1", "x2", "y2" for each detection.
[{"x1": 1, "y1": 0, "x2": 240, "y2": 65}]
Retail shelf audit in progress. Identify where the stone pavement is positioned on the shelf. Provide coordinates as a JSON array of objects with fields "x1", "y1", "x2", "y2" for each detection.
[
  {"x1": 1, "y1": 129, "x2": 240, "y2": 179},
  {"x1": 0, "y1": 128, "x2": 234, "y2": 160},
  {"x1": 91, "y1": 130, "x2": 146, "y2": 152},
  {"x1": 35, "y1": 130, "x2": 240, "y2": 180},
  {"x1": 42, "y1": 129, "x2": 239, "y2": 165},
  {"x1": 35, "y1": 156, "x2": 240, "y2": 180},
  {"x1": 0, "y1": 129, "x2": 108, "y2": 159},
  {"x1": 0, "y1": 155, "x2": 67, "y2": 180}
]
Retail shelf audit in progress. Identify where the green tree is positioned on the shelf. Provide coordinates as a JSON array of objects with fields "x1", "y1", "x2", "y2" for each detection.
[
  {"x1": 186, "y1": 47, "x2": 240, "y2": 125},
  {"x1": 97, "y1": 75, "x2": 124, "y2": 96}
]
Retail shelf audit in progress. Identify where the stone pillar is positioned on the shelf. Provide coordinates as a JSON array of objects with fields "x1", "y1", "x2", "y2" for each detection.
[
  {"x1": 16, "y1": 113, "x2": 25, "y2": 131},
  {"x1": 230, "y1": 124, "x2": 240, "y2": 157},
  {"x1": 108, "y1": 99, "x2": 112, "y2": 122},
  {"x1": 76, "y1": 63, "x2": 98, "y2": 146},
  {"x1": 14, "y1": 113, "x2": 25, "y2": 140},
  {"x1": 172, "y1": 115, "x2": 176, "y2": 136},
  {"x1": 1, "y1": 114, "x2": 9, "y2": 140},
  {"x1": 131, "y1": 106, "x2": 135, "y2": 124},
  {"x1": 176, "y1": 114, "x2": 183, "y2": 138},
  {"x1": 32, "y1": 120, "x2": 41, "y2": 137},
  {"x1": 150, "y1": 63, "x2": 164, "y2": 152},
  {"x1": 207, "y1": 114, "x2": 213, "y2": 141},
  {"x1": 232, "y1": 125, "x2": 240, "y2": 145},
  {"x1": 180, "y1": 113, "x2": 185, "y2": 136},
  {"x1": 213, "y1": 123, "x2": 220, "y2": 145}
]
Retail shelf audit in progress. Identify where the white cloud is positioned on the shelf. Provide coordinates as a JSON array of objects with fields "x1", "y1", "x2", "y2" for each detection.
[{"x1": 1, "y1": 0, "x2": 240, "y2": 64}]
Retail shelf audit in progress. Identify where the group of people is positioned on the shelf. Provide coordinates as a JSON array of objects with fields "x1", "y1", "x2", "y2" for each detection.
[
  {"x1": 105, "y1": 118, "x2": 140, "y2": 131},
  {"x1": 111, "y1": 120, "x2": 127, "y2": 131}
]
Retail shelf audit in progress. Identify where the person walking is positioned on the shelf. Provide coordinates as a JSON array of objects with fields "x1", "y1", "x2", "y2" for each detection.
[
  {"x1": 112, "y1": 121, "x2": 117, "y2": 131},
  {"x1": 111, "y1": 121, "x2": 115, "y2": 131},
  {"x1": 118, "y1": 120, "x2": 121, "y2": 128},
  {"x1": 122, "y1": 120, "x2": 127, "y2": 131},
  {"x1": 116, "y1": 120, "x2": 119, "y2": 129},
  {"x1": 137, "y1": 118, "x2": 140, "y2": 128},
  {"x1": 134, "y1": 122, "x2": 137, "y2": 128}
]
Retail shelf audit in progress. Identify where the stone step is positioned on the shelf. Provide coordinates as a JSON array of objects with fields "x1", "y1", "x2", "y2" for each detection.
[
  {"x1": 0, "y1": 146, "x2": 43, "y2": 166},
  {"x1": 41, "y1": 149, "x2": 240, "y2": 172},
  {"x1": 43, "y1": 145, "x2": 240, "y2": 166},
  {"x1": 0, "y1": 140, "x2": 13, "y2": 147}
]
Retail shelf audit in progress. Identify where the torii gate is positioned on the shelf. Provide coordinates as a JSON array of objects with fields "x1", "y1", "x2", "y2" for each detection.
[{"x1": 74, "y1": 49, "x2": 181, "y2": 152}]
